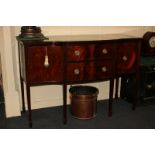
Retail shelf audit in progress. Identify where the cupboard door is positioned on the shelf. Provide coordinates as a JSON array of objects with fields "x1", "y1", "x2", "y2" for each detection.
[
  {"x1": 116, "y1": 41, "x2": 139, "y2": 75},
  {"x1": 27, "y1": 45, "x2": 63, "y2": 83}
]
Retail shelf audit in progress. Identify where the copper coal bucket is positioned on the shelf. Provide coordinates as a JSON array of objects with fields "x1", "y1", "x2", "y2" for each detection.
[{"x1": 69, "y1": 86, "x2": 99, "y2": 119}]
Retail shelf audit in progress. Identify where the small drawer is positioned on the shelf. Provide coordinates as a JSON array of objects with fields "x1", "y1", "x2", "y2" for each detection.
[
  {"x1": 95, "y1": 61, "x2": 113, "y2": 79},
  {"x1": 66, "y1": 45, "x2": 87, "y2": 61},
  {"x1": 85, "y1": 61, "x2": 113, "y2": 80},
  {"x1": 95, "y1": 42, "x2": 115, "y2": 59},
  {"x1": 66, "y1": 63, "x2": 85, "y2": 82}
]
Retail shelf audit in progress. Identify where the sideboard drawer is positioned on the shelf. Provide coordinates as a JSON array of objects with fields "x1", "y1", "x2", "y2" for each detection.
[
  {"x1": 27, "y1": 45, "x2": 63, "y2": 83},
  {"x1": 66, "y1": 63, "x2": 85, "y2": 82},
  {"x1": 66, "y1": 60, "x2": 113, "y2": 82},
  {"x1": 95, "y1": 42, "x2": 115, "y2": 59},
  {"x1": 66, "y1": 45, "x2": 87, "y2": 62},
  {"x1": 94, "y1": 61, "x2": 113, "y2": 79}
]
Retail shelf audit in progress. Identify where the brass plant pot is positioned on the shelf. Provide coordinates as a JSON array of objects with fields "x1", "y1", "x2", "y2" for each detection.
[{"x1": 69, "y1": 86, "x2": 99, "y2": 119}]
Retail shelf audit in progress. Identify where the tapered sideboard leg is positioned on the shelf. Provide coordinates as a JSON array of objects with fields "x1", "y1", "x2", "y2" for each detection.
[
  {"x1": 20, "y1": 78, "x2": 25, "y2": 112},
  {"x1": 115, "y1": 78, "x2": 119, "y2": 99},
  {"x1": 109, "y1": 79, "x2": 114, "y2": 117},
  {"x1": 63, "y1": 84, "x2": 67, "y2": 124},
  {"x1": 26, "y1": 84, "x2": 32, "y2": 128}
]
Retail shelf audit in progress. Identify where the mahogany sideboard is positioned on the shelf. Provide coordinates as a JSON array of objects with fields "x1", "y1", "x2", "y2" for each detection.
[{"x1": 17, "y1": 34, "x2": 141, "y2": 127}]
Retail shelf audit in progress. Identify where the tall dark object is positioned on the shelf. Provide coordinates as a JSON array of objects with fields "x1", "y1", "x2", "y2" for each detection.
[
  {"x1": 120, "y1": 32, "x2": 155, "y2": 104},
  {"x1": 120, "y1": 65, "x2": 155, "y2": 103},
  {"x1": 0, "y1": 85, "x2": 4, "y2": 104}
]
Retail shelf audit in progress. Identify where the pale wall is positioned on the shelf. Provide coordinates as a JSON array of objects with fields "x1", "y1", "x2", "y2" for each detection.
[
  {"x1": 1, "y1": 26, "x2": 155, "y2": 117},
  {"x1": 0, "y1": 27, "x2": 21, "y2": 117},
  {"x1": 0, "y1": 27, "x2": 5, "y2": 89},
  {"x1": 41, "y1": 26, "x2": 154, "y2": 36},
  {"x1": 0, "y1": 28, "x2": 2, "y2": 86}
]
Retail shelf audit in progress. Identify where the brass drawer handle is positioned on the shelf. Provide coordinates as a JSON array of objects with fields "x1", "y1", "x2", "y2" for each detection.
[
  {"x1": 102, "y1": 66, "x2": 107, "y2": 72},
  {"x1": 102, "y1": 49, "x2": 108, "y2": 54},
  {"x1": 44, "y1": 47, "x2": 50, "y2": 68},
  {"x1": 74, "y1": 68, "x2": 80, "y2": 75},
  {"x1": 74, "y1": 50, "x2": 81, "y2": 56},
  {"x1": 122, "y1": 56, "x2": 128, "y2": 61}
]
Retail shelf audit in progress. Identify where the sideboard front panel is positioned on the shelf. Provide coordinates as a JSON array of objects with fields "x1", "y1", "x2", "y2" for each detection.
[
  {"x1": 27, "y1": 45, "x2": 63, "y2": 83},
  {"x1": 17, "y1": 36, "x2": 141, "y2": 127}
]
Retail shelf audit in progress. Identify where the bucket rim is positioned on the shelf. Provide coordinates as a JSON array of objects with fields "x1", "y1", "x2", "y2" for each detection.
[{"x1": 69, "y1": 85, "x2": 99, "y2": 95}]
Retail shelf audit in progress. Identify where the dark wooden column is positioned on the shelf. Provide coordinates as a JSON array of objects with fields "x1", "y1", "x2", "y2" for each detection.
[{"x1": 132, "y1": 40, "x2": 141, "y2": 110}]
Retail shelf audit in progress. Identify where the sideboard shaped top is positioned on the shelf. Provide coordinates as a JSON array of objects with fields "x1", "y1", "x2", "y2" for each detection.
[
  {"x1": 47, "y1": 34, "x2": 140, "y2": 42},
  {"x1": 17, "y1": 34, "x2": 141, "y2": 44}
]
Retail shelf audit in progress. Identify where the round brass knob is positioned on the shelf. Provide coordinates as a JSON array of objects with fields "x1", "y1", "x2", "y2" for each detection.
[
  {"x1": 102, "y1": 66, "x2": 107, "y2": 72},
  {"x1": 102, "y1": 49, "x2": 108, "y2": 54},
  {"x1": 74, "y1": 50, "x2": 80, "y2": 56},
  {"x1": 147, "y1": 84, "x2": 152, "y2": 89},
  {"x1": 122, "y1": 56, "x2": 128, "y2": 61},
  {"x1": 74, "y1": 68, "x2": 80, "y2": 75}
]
